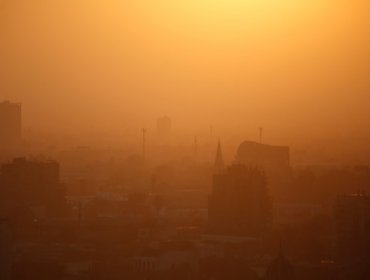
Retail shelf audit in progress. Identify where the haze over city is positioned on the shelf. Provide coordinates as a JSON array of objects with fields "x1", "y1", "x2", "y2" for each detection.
[
  {"x1": 1, "y1": 1, "x2": 370, "y2": 280},
  {"x1": 1, "y1": 1, "x2": 370, "y2": 142}
]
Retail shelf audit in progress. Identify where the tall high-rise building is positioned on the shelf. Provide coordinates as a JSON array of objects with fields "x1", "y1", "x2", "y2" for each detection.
[
  {"x1": 236, "y1": 141, "x2": 291, "y2": 198},
  {"x1": 0, "y1": 101, "x2": 22, "y2": 146},
  {"x1": 208, "y1": 164, "x2": 272, "y2": 237},
  {"x1": 0, "y1": 158, "x2": 65, "y2": 218},
  {"x1": 236, "y1": 141, "x2": 290, "y2": 167},
  {"x1": 335, "y1": 193, "x2": 370, "y2": 260}
]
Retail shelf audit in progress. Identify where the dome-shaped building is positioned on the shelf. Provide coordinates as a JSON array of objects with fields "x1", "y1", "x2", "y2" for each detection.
[{"x1": 265, "y1": 244, "x2": 295, "y2": 280}]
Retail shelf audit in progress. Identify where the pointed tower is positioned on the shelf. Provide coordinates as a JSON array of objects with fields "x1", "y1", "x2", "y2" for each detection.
[
  {"x1": 265, "y1": 240, "x2": 295, "y2": 280},
  {"x1": 214, "y1": 140, "x2": 225, "y2": 173}
]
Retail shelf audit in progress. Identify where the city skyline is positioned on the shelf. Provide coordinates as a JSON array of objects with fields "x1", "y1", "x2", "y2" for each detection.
[{"x1": 1, "y1": 1, "x2": 370, "y2": 280}]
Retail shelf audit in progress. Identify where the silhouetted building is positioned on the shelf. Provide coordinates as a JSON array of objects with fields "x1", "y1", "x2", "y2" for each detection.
[
  {"x1": 237, "y1": 141, "x2": 290, "y2": 167},
  {"x1": 132, "y1": 241, "x2": 198, "y2": 280},
  {"x1": 0, "y1": 219, "x2": 12, "y2": 280},
  {"x1": 157, "y1": 116, "x2": 172, "y2": 138},
  {"x1": 236, "y1": 141, "x2": 291, "y2": 197},
  {"x1": 208, "y1": 164, "x2": 272, "y2": 237},
  {"x1": 200, "y1": 257, "x2": 259, "y2": 280},
  {"x1": 335, "y1": 193, "x2": 370, "y2": 261},
  {"x1": 0, "y1": 158, "x2": 65, "y2": 218},
  {"x1": 265, "y1": 244, "x2": 295, "y2": 280},
  {"x1": 0, "y1": 101, "x2": 22, "y2": 147}
]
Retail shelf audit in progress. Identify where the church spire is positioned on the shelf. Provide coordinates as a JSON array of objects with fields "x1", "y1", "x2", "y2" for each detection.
[
  {"x1": 265, "y1": 238, "x2": 295, "y2": 280},
  {"x1": 214, "y1": 139, "x2": 225, "y2": 173}
]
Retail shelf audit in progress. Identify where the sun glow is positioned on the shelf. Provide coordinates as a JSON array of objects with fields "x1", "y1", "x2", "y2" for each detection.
[
  {"x1": 140, "y1": 0, "x2": 332, "y2": 44},
  {"x1": 164, "y1": 0, "x2": 321, "y2": 22}
]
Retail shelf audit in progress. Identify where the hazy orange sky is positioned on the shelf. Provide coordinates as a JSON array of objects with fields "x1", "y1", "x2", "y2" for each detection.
[{"x1": 1, "y1": 0, "x2": 369, "y2": 143}]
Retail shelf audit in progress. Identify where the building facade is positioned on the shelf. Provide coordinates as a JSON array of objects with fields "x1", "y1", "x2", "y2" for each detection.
[
  {"x1": 208, "y1": 164, "x2": 272, "y2": 237},
  {"x1": 0, "y1": 158, "x2": 65, "y2": 218},
  {"x1": 335, "y1": 193, "x2": 370, "y2": 260},
  {"x1": 236, "y1": 141, "x2": 291, "y2": 198}
]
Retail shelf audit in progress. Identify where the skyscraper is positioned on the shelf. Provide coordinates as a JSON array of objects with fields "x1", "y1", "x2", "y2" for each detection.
[
  {"x1": 0, "y1": 158, "x2": 65, "y2": 218},
  {"x1": 236, "y1": 140, "x2": 291, "y2": 198},
  {"x1": 208, "y1": 164, "x2": 272, "y2": 237},
  {"x1": 335, "y1": 193, "x2": 370, "y2": 260},
  {"x1": 0, "y1": 101, "x2": 22, "y2": 147}
]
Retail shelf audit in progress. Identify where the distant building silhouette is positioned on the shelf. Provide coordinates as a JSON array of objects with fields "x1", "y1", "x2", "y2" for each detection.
[
  {"x1": 208, "y1": 164, "x2": 272, "y2": 237},
  {"x1": 157, "y1": 116, "x2": 172, "y2": 139},
  {"x1": 132, "y1": 241, "x2": 198, "y2": 279},
  {"x1": 0, "y1": 219, "x2": 12, "y2": 280},
  {"x1": 236, "y1": 141, "x2": 291, "y2": 197},
  {"x1": 335, "y1": 193, "x2": 370, "y2": 261},
  {"x1": 0, "y1": 101, "x2": 21, "y2": 147},
  {"x1": 265, "y1": 242, "x2": 295, "y2": 280},
  {"x1": 0, "y1": 158, "x2": 65, "y2": 218}
]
